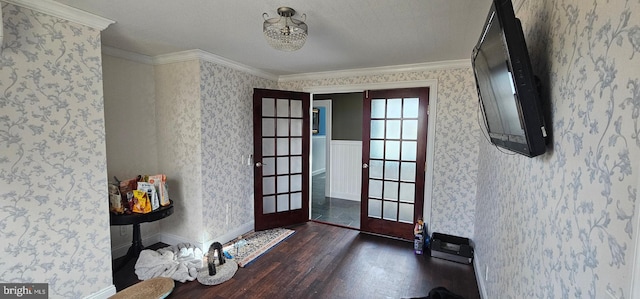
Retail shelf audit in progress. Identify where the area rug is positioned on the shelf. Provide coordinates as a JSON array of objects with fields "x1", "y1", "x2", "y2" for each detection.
[{"x1": 223, "y1": 228, "x2": 295, "y2": 267}]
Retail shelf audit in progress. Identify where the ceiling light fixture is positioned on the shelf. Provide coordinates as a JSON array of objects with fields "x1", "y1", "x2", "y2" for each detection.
[{"x1": 263, "y1": 7, "x2": 307, "y2": 51}]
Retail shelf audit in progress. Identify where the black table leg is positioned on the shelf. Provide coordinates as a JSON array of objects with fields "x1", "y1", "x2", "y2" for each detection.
[
  {"x1": 110, "y1": 203, "x2": 174, "y2": 274},
  {"x1": 131, "y1": 222, "x2": 144, "y2": 254},
  {"x1": 113, "y1": 223, "x2": 144, "y2": 272}
]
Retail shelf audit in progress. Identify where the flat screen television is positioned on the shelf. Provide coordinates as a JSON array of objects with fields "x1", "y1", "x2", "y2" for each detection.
[{"x1": 471, "y1": 0, "x2": 547, "y2": 157}]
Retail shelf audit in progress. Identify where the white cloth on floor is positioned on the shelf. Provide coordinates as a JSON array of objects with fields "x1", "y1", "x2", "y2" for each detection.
[{"x1": 135, "y1": 243, "x2": 204, "y2": 283}]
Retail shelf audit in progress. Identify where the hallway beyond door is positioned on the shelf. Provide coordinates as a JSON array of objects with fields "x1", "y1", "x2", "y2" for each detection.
[{"x1": 311, "y1": 173, "x2": 360, "y2": 228}]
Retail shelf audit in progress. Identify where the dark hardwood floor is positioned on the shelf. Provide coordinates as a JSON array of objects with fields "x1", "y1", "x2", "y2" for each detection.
[{"x1": 112, "y1": 222, "x2": 480, "y2": 299}]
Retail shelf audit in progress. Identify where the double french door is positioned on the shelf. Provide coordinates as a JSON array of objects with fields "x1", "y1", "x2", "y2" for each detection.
[{"x1": 252, "y1": 87, "x2": 429, "y2": 241}]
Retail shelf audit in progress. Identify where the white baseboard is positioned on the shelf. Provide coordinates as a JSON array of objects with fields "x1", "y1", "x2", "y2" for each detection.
[
  {"x1": 202, "y1": 221, "x2": 255, "y2": 251},
  {"x1": 83, "y1": 285, "x2": 116, "y2": 299},
  {"x1": 111, "y1": 221, "x2": 255, "y2": 258},
  {"x1": 330, "y1": 191, "x2": 360, "y2": 201},
  {"x1": 156, "y1": 232, "x2": 205, "y2": 251},
  {"x1": 111, "y1": 233, "x2": 163, "y2": 259},
  {"x1": 473, "y1": 252, "x2": 488, "y2": 299},
  {"x1": 312, "y1": 169, "x2": 326, "y2": 176}
]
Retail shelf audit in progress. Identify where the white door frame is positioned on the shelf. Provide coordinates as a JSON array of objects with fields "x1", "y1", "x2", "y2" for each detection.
[
  {"x1": 303, "y1": 80, "x2": 438, "y2": 226},
  {"x1": 311, "y1": 99, "x2": 332, "y2": 196}
]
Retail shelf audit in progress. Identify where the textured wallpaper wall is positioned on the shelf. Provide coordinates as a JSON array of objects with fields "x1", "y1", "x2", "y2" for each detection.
[
  {"x1": 474, "y1": 0, "x2": 640, "y2": 298},
  {"x1": 102, "y1": 54, "x2": 160, "y2": 250},
  {"x1": 279, "y1": 67, "x2": 481, "y2": 239},
  {"x1": 199, "y1": 61, "x2": 277, "y2": 242},
  {"x1": 151, "y1": 59, "x2": 277, "y2": 246},
  {"x1": 0, "y1": 3, "x2": 112, "y2": 298},
  {"x1": 154, "y1": 61, "x2": 205, "y2": 244}
]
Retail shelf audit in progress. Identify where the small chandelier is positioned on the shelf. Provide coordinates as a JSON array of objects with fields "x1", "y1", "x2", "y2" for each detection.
[{"x1": 263, "y1": 7, "x2": 308, "y2": 51}]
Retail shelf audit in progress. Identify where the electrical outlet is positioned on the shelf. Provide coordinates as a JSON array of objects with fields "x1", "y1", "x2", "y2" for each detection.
[
  {"x1": 120, "y1": 226, "x2": 126, "y2": 236},
  {"x1": 225, "y1": 204, "x2": 230, "y2": 225}
]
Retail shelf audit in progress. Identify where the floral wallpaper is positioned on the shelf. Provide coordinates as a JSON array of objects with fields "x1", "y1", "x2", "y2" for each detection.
[
  {"x1": 154, "y1": 60, "x2": 204, "y2": 244},
  {"x1": 0, "y1": 3, "x2": 112, "y2": 298},
  {"x1": 279, "y1": 67, "x2": 481, "y2": 239},
  {"x1": 474, "y1": 0, "x2": 640, "y2": 298},
  {"x1": 199, "y1": 61, "x2": 277, "y2": 242},
  {"x1": 151, "y1": 58, "x2": 277, "y2": 247},
  {"x1": 102, "y1": 54, "x2": 160, "y2": 250}
]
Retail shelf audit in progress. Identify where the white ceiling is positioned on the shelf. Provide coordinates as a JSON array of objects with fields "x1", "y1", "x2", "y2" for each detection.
[{"x1": 53, "y1": 0, "x2": 493, "y2": 76}]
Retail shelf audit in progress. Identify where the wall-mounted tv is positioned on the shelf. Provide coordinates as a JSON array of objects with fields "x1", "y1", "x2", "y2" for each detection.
[{"x1": 471, "y1": 0, "x2": 547, "y2": 157}]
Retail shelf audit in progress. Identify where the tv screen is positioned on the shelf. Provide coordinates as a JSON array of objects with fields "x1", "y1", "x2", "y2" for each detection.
[{"x1": 472, "y1": 0, "x2": 547, "y2": 157}]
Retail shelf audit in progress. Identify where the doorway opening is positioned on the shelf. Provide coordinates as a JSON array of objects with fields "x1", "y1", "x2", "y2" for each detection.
[
  {"x1": 305, "y1": 80, "x2": 438, "y2": 239},
  {"x1": 311, "y1": 94, "x2": 361, "y2": 229}
]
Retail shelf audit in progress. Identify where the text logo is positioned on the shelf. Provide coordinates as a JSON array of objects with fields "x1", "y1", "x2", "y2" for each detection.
[{"x1": 0, "y1": 284, "x2": 48, "y2": 299}]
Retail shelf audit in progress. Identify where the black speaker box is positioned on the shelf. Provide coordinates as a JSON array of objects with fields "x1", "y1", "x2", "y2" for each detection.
[{"x1": 430, "y1": 232, "x2": 473, "y2": 264}]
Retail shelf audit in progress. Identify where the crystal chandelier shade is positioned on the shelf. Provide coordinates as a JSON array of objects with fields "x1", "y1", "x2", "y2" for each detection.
[{"x1": 263, "y1": 7, "x2": 308, "y2": 51}]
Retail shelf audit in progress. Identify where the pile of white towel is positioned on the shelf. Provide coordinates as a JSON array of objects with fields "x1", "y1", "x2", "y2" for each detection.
[{"x1": 134, "y1": 243, "x2": 204, "y2": 282}]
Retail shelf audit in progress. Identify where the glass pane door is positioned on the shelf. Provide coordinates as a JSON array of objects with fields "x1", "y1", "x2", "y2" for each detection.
[
  {"x1": 261, "y1": 98, "x2": 304, "y2": 214},
  {"x1": 361, "y1": 88, "x2": 429, "y2": 240},
  {"x1": 253, "y1": 89, "x2": 310, "y2": 231}
]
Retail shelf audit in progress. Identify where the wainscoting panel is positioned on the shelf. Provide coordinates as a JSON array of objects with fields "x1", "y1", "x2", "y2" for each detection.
[{"x1": 330, "y1": 141, "x2": 362, "y2": 201}]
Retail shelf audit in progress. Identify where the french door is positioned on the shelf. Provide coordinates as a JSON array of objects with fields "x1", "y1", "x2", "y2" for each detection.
[
  {"x1": 253, "y1": 89, "x2": 311, "y2": 231},
  {"x1": 360, "y1": 88, "x2": 429, "y2": 240}
]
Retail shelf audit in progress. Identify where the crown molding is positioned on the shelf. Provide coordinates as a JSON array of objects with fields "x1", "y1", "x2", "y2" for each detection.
[
  {"x1": 153, "y1": 49, "x2": 278, "y2": 81},
  {"x1": 302, "y1": 79, "x2": 438, "y2": 94},
  {"x1": 99, "y1": 47, "x2": 279, "y2": 82},
  {"x1": 3, "y1": 0, "x2": 114, "y2": 30},
  {"x1": 100, "y1": 47, "x2": 467, "y2": 85},
  {"x1": 101, "y1": 47, "x2": 469, "y2": 84},
  {"x1": 151, "y1": 50, "x2": 201, "y2": 65},
  {"x1": 102, "y1": 46, "x2": 154, "y2": 65},
  {"x1": 278, "y1": 59, "x2": 471, "y2": 83}
]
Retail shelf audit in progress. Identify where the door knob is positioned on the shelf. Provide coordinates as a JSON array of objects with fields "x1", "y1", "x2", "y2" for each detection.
[
  {"x1": 256, "y1": 162, "x2": 263, "y2": 167},
  {"x1": 363, "y1": 163, "x2": 368, "y2": 169}
]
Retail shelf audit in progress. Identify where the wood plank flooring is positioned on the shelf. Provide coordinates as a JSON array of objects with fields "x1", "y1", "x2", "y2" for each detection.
[{"x1": 112, "y1": 222, "x2": 480, "y2": 299}]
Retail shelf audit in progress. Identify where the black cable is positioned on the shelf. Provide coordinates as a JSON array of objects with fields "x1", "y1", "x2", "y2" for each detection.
[{"x1": 476, "y1": 97, "x2": 516, "y2": 156}]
